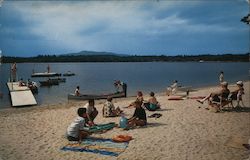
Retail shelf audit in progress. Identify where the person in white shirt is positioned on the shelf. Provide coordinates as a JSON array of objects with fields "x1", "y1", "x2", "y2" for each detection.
[
  {"x1": 219, "y1": 71, "x2": 224, "y2": 83},
  {"x1": 166, "y1": 80, "x2": 178, "y2": 96},
  {"x1": 75, "y1": 86, "x2": 80, "y2": 96},
  {"x1": 66, "y1": 108, "x2": 90, "y2": 142},
  {"x1": 84, "y1": 99, "x2": 98, "y2": 125}
]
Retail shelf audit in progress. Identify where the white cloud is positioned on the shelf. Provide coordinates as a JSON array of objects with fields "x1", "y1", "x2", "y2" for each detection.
[{"x1": 4, "y1": 1, "x2": 239, "y2": 53}]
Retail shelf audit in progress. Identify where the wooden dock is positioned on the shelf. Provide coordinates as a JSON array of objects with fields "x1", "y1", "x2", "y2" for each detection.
[{"x1": 7, "y1": 82, "x2": 37, "y2": 107}]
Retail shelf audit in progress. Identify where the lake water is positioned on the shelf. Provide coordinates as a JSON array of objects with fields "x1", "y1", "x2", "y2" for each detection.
[{"x1": 0, "y1": 62, "x2": 249, "y2": 108}]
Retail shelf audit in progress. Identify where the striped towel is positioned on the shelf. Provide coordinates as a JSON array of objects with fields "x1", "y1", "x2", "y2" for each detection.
[{"x1": 61, "y1": 137, "x2": 129, "y2": 157}]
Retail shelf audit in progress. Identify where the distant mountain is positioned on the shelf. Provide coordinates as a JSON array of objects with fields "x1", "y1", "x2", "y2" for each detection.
[{"x1": 63, "y1": 50, "x2": 128, "y2": 56}]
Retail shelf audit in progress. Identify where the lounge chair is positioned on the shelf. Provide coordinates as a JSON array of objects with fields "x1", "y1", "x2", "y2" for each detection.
[
  {"x1": 229, "y1": 91, "x2": 245, "y2": 108},
  {"x1": 210, "y1": 94, "x2": 233, "y2": 111}
]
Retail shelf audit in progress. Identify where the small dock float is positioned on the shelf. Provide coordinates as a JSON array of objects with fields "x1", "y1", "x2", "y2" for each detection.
[{"x1": 7, "y1": 82, "x2": 37, "y2": 107}]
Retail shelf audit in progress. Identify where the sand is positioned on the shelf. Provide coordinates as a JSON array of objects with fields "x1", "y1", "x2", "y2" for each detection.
[{"x1": 0, "y1": 82, "x2": 249, "y2": 160}]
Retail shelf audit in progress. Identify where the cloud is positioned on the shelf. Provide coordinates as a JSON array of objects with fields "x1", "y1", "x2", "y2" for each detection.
[{"x1": 1, "y1": 0, "x2": 249, "y2": 55}]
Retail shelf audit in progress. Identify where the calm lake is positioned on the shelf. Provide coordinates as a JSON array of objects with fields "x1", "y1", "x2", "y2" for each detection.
[{"x1": 0, "y1": 62, "x2": 249, "y2": 108}]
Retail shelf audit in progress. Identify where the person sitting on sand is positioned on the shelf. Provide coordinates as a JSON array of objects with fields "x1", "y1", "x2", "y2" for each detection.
[
  {"x1": 103, "y1": 97, "x2": 123, "y2": 117},
  {"x1": 127, "y1": 91, "x2": 144, "y2": 108},
  {"x1": 66, "y1": 108, "x2": 91, "y2": 142},
  {"x1": 84, "y1": 99, "x2": 98, "y2": 125},
  {"x1": 75, "y1": 86, "x2": 80, "y2": 96},
  {"x1": 230, "y1": 81, "x2": 244, "y2": 107},
  {"x1": 166, "y1": 80, "x2": 178, "y2": 96},
  {"x1": 127, "y1": 100, "x2": 147, "y2": 128},
  {"x1": 197, "y1": 81, "x2": 230, "y2": 108},
  {"x1": 144, "y1": 92, "x2": 161, "y2": 111}
]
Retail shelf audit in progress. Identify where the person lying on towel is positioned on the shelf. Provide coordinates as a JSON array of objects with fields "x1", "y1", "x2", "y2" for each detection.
[
  {"x1": 144, "y1": 92, "x2": 161, "y2": 111},
  {"x1": 127, "y1": 101, "x2": 147, "y2": 128},
  {"x1": 102, "y1": 97, "x2": 123, "y2": 117},
  {"x1": 66, "y1": 108, "x2": 91, "y2": 142}
]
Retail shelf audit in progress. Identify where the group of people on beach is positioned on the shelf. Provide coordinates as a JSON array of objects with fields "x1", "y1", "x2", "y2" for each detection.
[
  {"x1": 66, "y1": 90, "x2": 161, "y2": 142},
  {"x1": 197, "y1": 80, "x2": 244, "y2": 111},
  {"x1": 195, "y1": 71, "x2": 244, "y2": 111},
  {"x1": 66, "y1": 71, "x2": 245, "y2": 142}
]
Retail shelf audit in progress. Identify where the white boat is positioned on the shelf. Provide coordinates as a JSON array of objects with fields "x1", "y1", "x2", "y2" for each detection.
[{"x1": 31, "y1": 72, "x2": 61, "y2": 77}]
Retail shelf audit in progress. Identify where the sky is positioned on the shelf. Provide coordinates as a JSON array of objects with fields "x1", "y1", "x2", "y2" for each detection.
[{"x1": 0, "y1": 0, "x2": 249, "y2": 57}]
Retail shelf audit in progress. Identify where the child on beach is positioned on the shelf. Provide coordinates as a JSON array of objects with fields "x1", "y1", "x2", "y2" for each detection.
[
  {"x1": 84, "y1": 99, "x2": 98, "y2": 125},
  {"x1": 127, "y1": 100, "x2": 147, "y2": 128},
  {"x1": 102, "y1": 97, "x2": 122, "y2": 117},
  {"x1": 144, "y1": 92, "x2": 161, "y2": 111},
  {"x1": 230, "y1": 81, "x2": 244, "y2": 107},
  {"x1": 127, "y1": 91, "x2": 144, "y2": 108},
  {"x1": 66, "y1": 108, "x2": 91, "y2": 142}
]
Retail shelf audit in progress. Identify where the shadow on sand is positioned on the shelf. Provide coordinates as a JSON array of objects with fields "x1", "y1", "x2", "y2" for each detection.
[
  {"x1": 222, "y1": 106, "x2": 250, "y2": 113},
  {"x1": 135, "y1": 122, "x2": 168, "y2": 129},
  {"x1": 153, "y1": 108, "x2": 174, "y2": 112}
]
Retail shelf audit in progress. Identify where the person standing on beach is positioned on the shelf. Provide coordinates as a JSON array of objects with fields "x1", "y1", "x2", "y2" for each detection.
[
  {"x1": 84, "y1": 99, "x2": 98, "y2": 125},
  {"x1": 66, "y1": 108, "x2": 91, "y2": 142},
  {"x1": 219, "y1": 71, "x2": 224, "y2": 83}
]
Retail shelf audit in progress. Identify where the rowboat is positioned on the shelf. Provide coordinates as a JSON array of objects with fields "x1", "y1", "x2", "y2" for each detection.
[
  {"x1": 51, "y1": 77, "x2": 66, "y2": 83},
  {"x1": 39, "y1": 79, "x2": 59, "y2": 86},
  {"x1": 63, "y1": 71, "x2": 75, "y2": 76},
  {"x1": 68, "y1": 91, "x2": 126, "y2": 100}
]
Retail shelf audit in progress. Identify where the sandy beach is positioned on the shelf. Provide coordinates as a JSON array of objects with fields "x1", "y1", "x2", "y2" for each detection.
[{"x1": 0, "y1": 82, "x2": 249, "y2": 160}]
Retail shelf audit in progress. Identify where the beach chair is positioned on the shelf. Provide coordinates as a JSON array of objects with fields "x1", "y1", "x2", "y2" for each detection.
[
  {"x1": 229, "y1": 91, "x2": 245, "y2": 108},
  {"x1": 210, "y1": 94, "x2": 233, "y2": 111}
]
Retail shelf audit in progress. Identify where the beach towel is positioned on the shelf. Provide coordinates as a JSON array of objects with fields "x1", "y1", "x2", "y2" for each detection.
[
  {"x1": 168, "y1": 96, "x2": 184, "y2": 100},
  {"x1": 61, "y1": 137, "x2": 129, "y2": 156},
  {"x1": 83, "y1": 122, "x2": 116, "y2": 133}
]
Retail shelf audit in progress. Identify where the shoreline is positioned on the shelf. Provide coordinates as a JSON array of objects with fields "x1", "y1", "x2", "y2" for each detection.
[{"x1": 0, "y1": 80, "x2": 248, "y2": 113}]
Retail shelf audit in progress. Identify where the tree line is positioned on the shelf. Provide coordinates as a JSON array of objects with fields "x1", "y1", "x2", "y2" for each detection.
[{"x1": 2, "y1": 53, "x2": 249, "y2": 63}]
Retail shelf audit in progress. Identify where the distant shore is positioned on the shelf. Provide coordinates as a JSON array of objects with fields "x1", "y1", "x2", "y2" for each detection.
[
  {"x1": 2, "y1": 53, "x2": 249, "y2": 63},
  {"x1": 0, "y1": 81, "x2": 249, "y2": 160}
]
